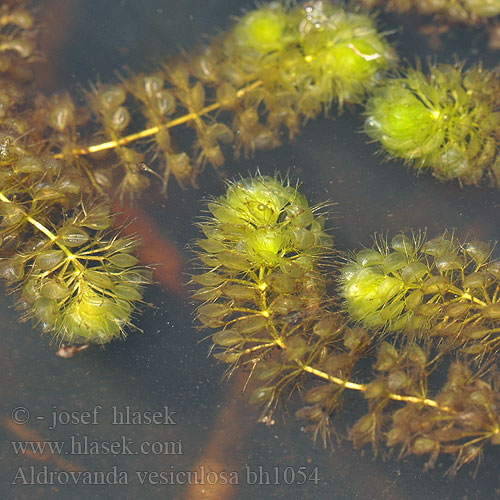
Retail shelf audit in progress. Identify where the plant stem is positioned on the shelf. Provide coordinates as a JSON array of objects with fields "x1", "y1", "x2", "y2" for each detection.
[
  {"x1": 0, "y1": 191, "x2": 75, "y2": 260},
  {"x1": 53, "y1": 80, "x2": 264, "y2": 158},
  {"x1": 300, "y1": 363, "x2": 453, "y2": 412}
]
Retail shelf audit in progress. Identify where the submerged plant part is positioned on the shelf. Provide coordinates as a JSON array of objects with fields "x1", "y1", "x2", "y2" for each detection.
[
  {"x1": 0, "y1": 131, "x2": 151, "y2": 344},
  {"x1": 0, "y1": 1, "x2": 38, "y2": 81},
  {"x1": 192, "y1": 174, "x2": 334, "y2": 396},
  {"x1": 192, "y1": 175, "x2": 500, "y2": 474},
  {"x1": 16, "y1": 206, "x2": 151, "y2": 344},
  {"x1": 364, "y1": 64, "x2": 500, "y2": 186},
  {"x1": 340, "y1": 232, "x2": 500, "y2": 359},
  {"x1": 358, "y1": 0, "x2": 500, "y2": 25},
  {"x1": 44, "y1": 1, "x2": 395, "y2": 198},
  {"x1": 0, "y1": 0, "x2": 394, "y2": 345},
  {"x1": 227, "y1": 1, "x2": 396, "y2": 110},
  {"x1": 0, "y1": 1, "x2": 150, "y2": 345}
]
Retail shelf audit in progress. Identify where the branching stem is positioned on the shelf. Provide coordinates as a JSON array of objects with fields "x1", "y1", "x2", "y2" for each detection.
[
  {"x1": 300, "y1": 363, "x2": 453, "y2": 412},
  {"x1": 0, "y1": 191, "x2": 76, "y2": 261},
  {"x1": 53, "y1": 80, "x2": 264, "y2": 158}
]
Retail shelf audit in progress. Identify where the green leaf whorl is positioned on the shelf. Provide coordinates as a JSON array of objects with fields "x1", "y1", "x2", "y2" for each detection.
[
  {"x1": 15, "y1": 206, "x2": 151, "y2": 345},
  {"x1": 339, "y1": 233, "x2": 500, "y2": 355},
  {"x1": 200, "y1": 175, "x2": 333, "y2": 271},
  {"x1": 226, "y1": 2, "x2": 396, "y2": 114},
  {"x1": 364, "y1": 64, "x2": 500, "y2": 186}
]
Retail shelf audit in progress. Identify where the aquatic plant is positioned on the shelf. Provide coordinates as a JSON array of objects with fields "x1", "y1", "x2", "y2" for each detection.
[
  {"x1": 59, "y1": 0, "x2": 499, "y2": 196},
  {"x1": 192, "y1": 173, "x2": 337, "y2": 406},
  {"x1": 45, "y1": 1, "x2": 395, "y2": 198},
  {"x1": 0, "y1": 0, "x2": 396, "y2": 344},
  {"x1": 339, "y1": 232, "x2": 500, "y2": 359},
  {"x1": 358, "y1": 0, "x2": 500, "y2": 25},
  {"x1": 0, "y1": 1, "x2": 150, "y2": 344},
  {"x1": 4, "y1": 0, "x2": 500, "y2": 480},
  {"x1": 191, "y1": 175, "x2": 500, "y2": 475},
  {"x1": 364, "y1": 63, "x2": 500, "y2": 186}
]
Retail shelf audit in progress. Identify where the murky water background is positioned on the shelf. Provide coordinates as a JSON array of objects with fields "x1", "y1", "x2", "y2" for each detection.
[{"x1": 1, "y1": 1, "x2": 499, "y2": 499}]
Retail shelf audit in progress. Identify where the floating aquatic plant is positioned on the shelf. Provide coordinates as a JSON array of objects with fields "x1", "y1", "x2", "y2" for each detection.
[
  {"x1": 0, "y1": 1, "x2": 150, "y2": 345},
  {"x1": 191, "y1": 174, "x2": 500, "y2": 474},
  {"x1": 0, "y1": 0, "x2": 397, "y2": 345},
  {"x1": 364, "y1": 63, "x2": 500, "y2": 186},
  {"x1": 43, "y1": 1, "x2": 395, "y2": 198},
  {"x1": 4, "y1": 0, "x2": 500, "y2": 478},
  {"x1": 359, "y1": 0, "x2": 500, "y2": 25},
  {"x1": 339, "y1": 232, "x2": 500, "y2": 360}
]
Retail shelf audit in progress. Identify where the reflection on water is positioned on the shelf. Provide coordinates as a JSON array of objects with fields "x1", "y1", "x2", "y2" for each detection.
[{"x1": 1, "y1": 1, "x2": 500, "y2": 499}]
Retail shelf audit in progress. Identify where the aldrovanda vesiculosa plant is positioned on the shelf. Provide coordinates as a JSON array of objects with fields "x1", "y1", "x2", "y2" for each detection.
[
  {"x1": 0, "y1": 1, "x2": 150, "y2": 345},
  {"x1": 339, "y1": 232, "x2": 500, "y2": 359},
  {"x1": 191, "y1": 174, "x2": 500, "y2": 474},
  {"x1": 41, "y1": 0, "x2": 396, "y2": 200},
  {"x1": 364, "y1": 64, "x2": 500, "y2": 186},
  {"x1": 0, "y1": 0, "x2": 396, "y2": 346},
  {"x1": 192, "y1": 175, "x2": 336, "y2": 402},
  {"x1": 359, "y1": 0, "x2": 500, "y2": 26}
]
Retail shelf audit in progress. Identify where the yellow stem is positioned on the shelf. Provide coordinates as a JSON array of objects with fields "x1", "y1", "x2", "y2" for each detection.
[
  {"x1": 449, "y1": 285, "x2": 487, "y2": 307},
  {"x1": 0, "y1": 191, "x2": 74, "y2": 260},
  {"x1": 256, "y1": 267, "x2": 286, "y2": 349},
  {"x1": 301, "y1": 364, "x2": 453, "y2": 413},
  {"x1": 241, "y1": 342, "x2": 278, "y2": 356},
  {"x1": 53, "y1": 80, "x2": 264, "y2": 158},
  {"x1": 232, "y1": 307, "x2": 270, "y2": 317}
]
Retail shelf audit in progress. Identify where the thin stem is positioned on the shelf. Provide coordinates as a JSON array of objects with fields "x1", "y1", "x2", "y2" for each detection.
[
  {"x1": 240, "y1": 341, "x2": 279, "y2": 355},
  {"x1": 0, "y1": 191, "x2": 76, "y2": 261},
  {"x1": 448, "y1": 285, "x2": 487, "y2": 307},
  {"x1": 256, "y1": 267, "x2": 286, "y2": 349},
  {"x1": 300, "y1": 364, "x2": 453, "y2": 413},
  {"x1": 53, "y1": 80, "x2": 264, "y2": 158}
]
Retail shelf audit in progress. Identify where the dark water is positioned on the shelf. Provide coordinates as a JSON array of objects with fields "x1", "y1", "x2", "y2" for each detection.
[{"x1": 1, "y1": 1, "x2": 500, "y2": 499}]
